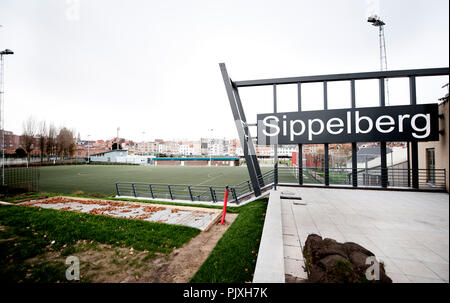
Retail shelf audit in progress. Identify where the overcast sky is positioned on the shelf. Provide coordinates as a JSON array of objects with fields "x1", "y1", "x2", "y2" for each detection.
[{"x1": 0, "y1": 0, "x2": 448, "y2": 142}]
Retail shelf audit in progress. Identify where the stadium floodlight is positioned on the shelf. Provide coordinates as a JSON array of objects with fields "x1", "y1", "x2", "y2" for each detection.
[
  {"x1": 1, "y1": 48, "x2": 14, "y2": 186},
  {"x1": 0, "y1": 49, "x2": 14, "y2": 55},
  {"x1": 367, "y1": 15, "x2": 390, "y2": 105},
  {"x1": 367, "y1": 15, "x2": 385, "y2": 26}
]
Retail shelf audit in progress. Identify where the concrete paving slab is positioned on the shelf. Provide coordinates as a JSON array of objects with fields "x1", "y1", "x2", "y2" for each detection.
[
  {"x1": 406, "y1": 275, "x2": 446, "y2": 283},
  {"x1": 282, "y1": 226, "x2": 297, "y2": 236},
  {"x1": 284, "y1": 245, "x2": 303, "y2": 261},
  {"x1": 408, "y1": 247, "x2": 449, "y2": 264},
  {"x1": 279, "y1": 186, "x2": 449, "y2": 283},
  {"x1": 283, "y1": 234, "x2": 301, "y2": 247},
  {"x1": 422, "y1": 261, "x2": 449, "y2": 282},
  {"x1": 387, "y1": 272, "x2": 411, "y2": 283},
  {"x1": 284, "y1": 258, "x2": 308, "y2": 279},
  {"x1": 389, "y1": 258, "x2": 443, "y2": 280},
  {"x1": 20, "y1": 196, "x2": 221, "y2": 231},
  {"x1": 378, "y1": 256, "x2": 405, "y2": 274}
]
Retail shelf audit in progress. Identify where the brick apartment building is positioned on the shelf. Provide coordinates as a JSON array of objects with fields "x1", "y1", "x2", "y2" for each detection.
[{"x1": 0, "y1": 130, "x2": 40, "y2": 155}]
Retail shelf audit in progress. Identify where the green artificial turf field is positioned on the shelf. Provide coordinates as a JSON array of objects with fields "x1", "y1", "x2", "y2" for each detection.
[{"x1": 38, "y1": 165, "x2": 275, "y2": 195}]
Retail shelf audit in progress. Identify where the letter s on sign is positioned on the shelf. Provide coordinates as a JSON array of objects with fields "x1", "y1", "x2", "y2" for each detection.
[{"x1": 262, "y1": 116, "x2": 280, "y2": 137}]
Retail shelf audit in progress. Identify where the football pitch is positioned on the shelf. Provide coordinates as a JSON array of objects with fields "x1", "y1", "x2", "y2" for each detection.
[{"x1": 39, "y1": 165, "x2": 275, "y2": 196}]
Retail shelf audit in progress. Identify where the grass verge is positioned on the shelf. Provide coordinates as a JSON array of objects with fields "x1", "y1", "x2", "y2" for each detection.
[
  {"x1": 190, "y1": 198, "x2": 268, "y2": 283},
  {"x1": 1, "y1": 191, "x2": 269, "y2": 283},
  {"x1": 0, "y1": 204, "x2": 200, "y2": 283}
]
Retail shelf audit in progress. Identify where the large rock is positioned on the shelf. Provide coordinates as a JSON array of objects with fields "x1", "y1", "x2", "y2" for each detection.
[{"x1": 303, "y1": 234, "x2": 392, "y2": 283}]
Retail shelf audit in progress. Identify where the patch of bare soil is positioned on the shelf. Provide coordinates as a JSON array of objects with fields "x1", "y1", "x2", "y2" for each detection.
[
  {"x1": 147, "y1": 213, "x2": 238, "y2": 283},
  {"x1": 24, "y1": 214, "x2": 238, "y2": 283}
]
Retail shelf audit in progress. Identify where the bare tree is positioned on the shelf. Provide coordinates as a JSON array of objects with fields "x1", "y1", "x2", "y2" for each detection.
[
  {"x1": 38, "y1": 120, "x2": 47, "y2": 163},
  {"x1": 22, "y1": 116, "x2": 37, "y2": 166},
  {"x1": 57, "y1": 127, "x2": 75, "y2": 159},
  {"x1": 46, "y1": 123, "x2": 57, "y2": 163}
]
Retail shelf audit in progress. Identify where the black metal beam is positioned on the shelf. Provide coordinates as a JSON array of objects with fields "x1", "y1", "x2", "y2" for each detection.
[
  {"x1": 324, "y1": 144, "x2": 329, "y2": 186},
  {"x1": 234, "y1": 67, "x2": 449, "y2": 87},
  {"x1": 407, "y1": 142, "x2": 411, "y2": 188},
  {"x1": 379, "y1": 78, "x2": 388, "y2": 188},
  {"x1": 219, "y1": 63, "x2": 262, "y2": 196},
  {"x1": 298, "y1": 82, "x2": 303, "y2": 185},
  {"x1": 409, "y1": 76, "x2": 419, "y2": 189},
  {"x1": 298, "y1": 144, "x2": 303, "y2": 185},
  {"x1": 350, "y1": 80, "x2": 358, "y2": 187},
  {"x1": 273, "y1": 84, "x2": 278, "y2": 190},
  {"x1": 411, "y1": 143, "x2": 419, "y2": 189},
  {"x1": 352, "y1": 143, "x2": 358, "y2": 187},
  {"x1": 323, "y1": 81, "x2": 329, "y2": 186},
  {"x1": 232, "y1": 84, "x2": 265, "y2": 188}
]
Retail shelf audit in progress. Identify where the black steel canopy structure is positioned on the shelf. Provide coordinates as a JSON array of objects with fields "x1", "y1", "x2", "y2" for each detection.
[
  {"x1": 234, "y1": 68, "x2": 449, "y2": 87},
  {"x1": 220, "y1": 63, "x2": 449, "y2": 195}
]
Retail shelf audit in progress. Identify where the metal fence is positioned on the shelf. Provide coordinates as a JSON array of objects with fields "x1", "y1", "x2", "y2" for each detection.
[
  {"x1": 115, "y1": 168, "x2": 278, "y2": 204},
  {"x1": 278, "y1": 166, "x2": 447, "y2": 190},
  {"x1": 116, "y1": 166, "x2": 446, "y2": 204},
  {"x1": 116, "y1": 182, "x2": 240, "y2": 203},
  {"x1": 0, "y1": 166, "x2": 40, "y2": 193}
]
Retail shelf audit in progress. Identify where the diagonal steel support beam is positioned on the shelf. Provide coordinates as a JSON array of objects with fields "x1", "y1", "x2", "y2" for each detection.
[{"x1": 219, "y1": 63, "x2": 262, "y2": 196}]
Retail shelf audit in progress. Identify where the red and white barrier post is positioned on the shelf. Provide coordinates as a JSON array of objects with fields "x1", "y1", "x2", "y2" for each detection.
[{"x1": 220, "y1": 185, "x2": 229, "y2": 225}]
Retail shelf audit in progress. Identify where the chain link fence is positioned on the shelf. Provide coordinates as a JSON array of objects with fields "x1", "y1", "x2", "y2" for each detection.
[{"x1": 0, "y1": 166, "x2": 40, "y2": 194}]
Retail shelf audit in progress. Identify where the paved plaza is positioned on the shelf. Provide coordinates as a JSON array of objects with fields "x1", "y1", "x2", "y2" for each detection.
[{"x1": 280, "y1": 186, "x2": 449, "y2": 283}]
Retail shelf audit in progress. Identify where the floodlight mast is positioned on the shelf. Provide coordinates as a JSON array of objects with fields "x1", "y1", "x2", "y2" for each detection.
[
  {"x1": 1, "y1": 49, "x2": 14, "y2": 186},
  {"x1": 116, "y1": 126, "x2": 120, "y2": 150},
  {"x1": 208, "y1": 128, "x2": 214, "y2": 166},
  {"x1": 87, "y1": 134, "x2": 91, "y2": 164},
  {"x1": 368, "y1": 15, "x2": 390, "y2": 105}
]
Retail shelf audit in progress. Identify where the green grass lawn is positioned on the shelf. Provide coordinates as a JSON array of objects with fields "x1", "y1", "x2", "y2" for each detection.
[
  {"x1": 2, "y1": 165, "x2": 273, "y2": 283},
  {"x1": 0, "y1": 203, "x2": 200, "y2": 283},
  {"x1": 38, "y1": 165, "x2": 273, "y2": 196},
  {"x1": 190, "y1": 199, "x2": 268, "y2": 283},
  {"x1": 0, "y1": 196, "x2": 268, "y2": 283}
]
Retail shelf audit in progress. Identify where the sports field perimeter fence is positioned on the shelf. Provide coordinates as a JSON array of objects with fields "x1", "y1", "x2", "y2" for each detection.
[
  {"x1": 116, "y1": 165, "x2": 446, "y2": 203},
  {"x1": 116, "y1": 169, "x2": 275, "y2": 204},
  {"x1": 0, "y1": 166, "x2": 40, "y2": 193}
]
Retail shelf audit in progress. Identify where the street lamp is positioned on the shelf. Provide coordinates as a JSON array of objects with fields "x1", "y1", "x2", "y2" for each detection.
[
  {"x1": 1, "y1": 49, "x2": 14, "y2": 186},
  {"x1": 116, "y1": 126, "x2": 120, "y2": 150},
  {"x1": 208, "y1": 128, "x2": 214, "y2": 166},
  {"x1": 142, "y1": 131, "x2": 146, "y2": 155},
  {"x1": 87, "y1": 134, "x2": 91, "y2": 164}
]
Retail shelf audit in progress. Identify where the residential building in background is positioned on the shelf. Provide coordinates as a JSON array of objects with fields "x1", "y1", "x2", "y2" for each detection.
[
  {"x1": 0, "y1": 130, "x2": 20, "y2": 154},
  {"x1": 418, "y1": 96, "x2": 449, "y2": 192}
]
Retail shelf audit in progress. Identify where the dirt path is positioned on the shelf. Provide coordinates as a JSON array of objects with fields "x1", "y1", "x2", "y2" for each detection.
[{"x1": 144, "y1": 213, "x2": 238, "y2": 282}]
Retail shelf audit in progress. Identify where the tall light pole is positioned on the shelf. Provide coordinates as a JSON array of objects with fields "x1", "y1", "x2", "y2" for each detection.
[
  {"x1": 368, "y1": 14, "x2": 391, "y2": 185},
  {"x1": 87, "y1": 134, "x2": 91, "y2": 164},
  {"x1": 368, "y1": 15, "x2": 390, "y2": 105},
  {"x1": 0, "y1": 49, "x2": 14, "y2": 186},
  {"x1": 116, "y1": 126, "x2": 120, "y2": 150},
  {"x1": 208, "y1": 128, "x2": 214, "y2": 166},
  {"x1": 141, "y1": 131, "x2": 146, "y2": 155}
]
